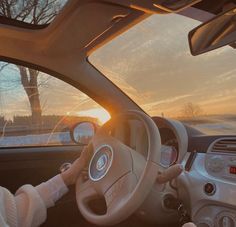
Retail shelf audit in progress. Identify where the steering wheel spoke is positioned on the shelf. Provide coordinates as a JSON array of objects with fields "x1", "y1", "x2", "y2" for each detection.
[
  {"x1": 129, "y1": 147, "x2": 147, "y2": 180},
  {"x1": 76, "y1": 178, "x2": 98, "y2": 209},
  {"x1": 104, "y1": 172, "x2": 138, "y2": 211}
]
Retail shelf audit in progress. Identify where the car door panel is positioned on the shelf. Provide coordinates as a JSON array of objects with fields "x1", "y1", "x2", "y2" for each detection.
[{"x1": 0, "y1": 145, "x2": 84, "y2": 227}]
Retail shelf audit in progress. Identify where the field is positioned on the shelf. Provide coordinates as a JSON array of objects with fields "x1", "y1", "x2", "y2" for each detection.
[
  {"x1": 1, "y1": 115, "x2": 236, "y2": 147},
  {"x1": 179, "y1": 115, "x2": 236, "y2": 135},
  {"x1": 0, "y1": 131, "x2": 71, "y2": 147},
  {"x1": 0, "y1": 115, "x2": 98, "y2": 147}
]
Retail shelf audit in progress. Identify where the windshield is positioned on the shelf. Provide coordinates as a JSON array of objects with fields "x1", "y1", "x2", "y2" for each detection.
[{"x1": 89, "y1": 13, "x2": 236, "y2": 135}]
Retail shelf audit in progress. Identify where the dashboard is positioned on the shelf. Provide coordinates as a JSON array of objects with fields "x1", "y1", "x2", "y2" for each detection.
[
  {"x1": 178, "y1": 136, "x2": 236, "y2": 227},
  {"x1": 109, "y1": 115, "x2": 189, "y2": 223},
  {"x1": 109, "y1": 114, "x2": 236, "y2": 226}
]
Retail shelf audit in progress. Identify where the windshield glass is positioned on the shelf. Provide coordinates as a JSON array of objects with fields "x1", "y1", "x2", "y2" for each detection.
[{"x1": 89, "y1": 13, "x2": 236, "y2": 135}]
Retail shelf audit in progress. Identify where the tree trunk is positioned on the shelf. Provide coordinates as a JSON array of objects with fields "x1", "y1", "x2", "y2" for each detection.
[
  {"x1": 28, "y1": 86, "x2": 42, "y2": 126},
  {"x1": 0, "y1": 1, "x2": 63, "y2": 128},
  {"x1": 18, "y1": 66, "x2": 42, "y2": 127}
]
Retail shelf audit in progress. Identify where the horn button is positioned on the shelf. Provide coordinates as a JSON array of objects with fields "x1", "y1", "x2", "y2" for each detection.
[{"x1": 89, "y1": 145, "x2": 113, "y2": 181}]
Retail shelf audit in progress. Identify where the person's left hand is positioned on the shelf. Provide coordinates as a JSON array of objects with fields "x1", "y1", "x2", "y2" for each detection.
[{"x1": 61, "y1": 143, "x2": 93, "y2": 186}]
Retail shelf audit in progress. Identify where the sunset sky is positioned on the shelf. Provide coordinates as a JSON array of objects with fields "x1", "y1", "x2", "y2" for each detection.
[
  {"x1": 90, "y1": 13, "x2": 236, "y2": 118},
  {"x1": 1, "y1": 13, "x2": 236, "y2": 124},
  {"x1": 0, "y1": 65, "x2": 110, "y2": 123}
]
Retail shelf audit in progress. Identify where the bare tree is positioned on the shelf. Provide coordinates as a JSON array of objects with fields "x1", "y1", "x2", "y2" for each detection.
[
  {"x1": 17, "y1": 66, "x2": 43, "y2": 125},
  {"x1": 182, "y1": 102, "x2": 202, "y2": 118},
  {"x1": 0, "y1": 0, "x2": 65, "y2": 126}
]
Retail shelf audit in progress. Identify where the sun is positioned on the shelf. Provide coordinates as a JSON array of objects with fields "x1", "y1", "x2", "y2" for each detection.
[{"x1": 77, "y1": 108, "x2": 111, "y2": 124}]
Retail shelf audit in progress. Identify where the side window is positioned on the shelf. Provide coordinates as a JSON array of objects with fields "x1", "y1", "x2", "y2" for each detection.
[{"x1": 0, "y1": 62, "x2": 110, "y2": 147}]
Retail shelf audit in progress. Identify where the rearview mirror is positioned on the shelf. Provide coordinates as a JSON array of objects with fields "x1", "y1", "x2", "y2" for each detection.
[
  {"x1": 70, "y1": 122, "x2": 97, "y2": 145},
  {"x1": 153, "y1": 0, "x2": 201, "y2": 12},
  {"x1": 189, "y1": 7, "x2": 236, "y2": 56}
]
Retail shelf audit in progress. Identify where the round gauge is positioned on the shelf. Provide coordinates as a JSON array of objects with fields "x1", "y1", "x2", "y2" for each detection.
[{"x1": 160, "y1": 139, "x2": 178, "y2": 167}]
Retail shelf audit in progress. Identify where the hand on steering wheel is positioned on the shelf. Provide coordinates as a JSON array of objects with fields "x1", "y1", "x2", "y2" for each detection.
[{"x1": 61, "y1": 143, "x2": 93, "y2": 186}]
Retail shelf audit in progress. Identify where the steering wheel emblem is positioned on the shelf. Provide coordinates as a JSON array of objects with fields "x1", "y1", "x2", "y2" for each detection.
[
  {"x1": 96, "y1": 154, "x2": 108, "y2": 171},
  {"x1": 89, "y1": 145, "x2": 113, "y2": 181}
]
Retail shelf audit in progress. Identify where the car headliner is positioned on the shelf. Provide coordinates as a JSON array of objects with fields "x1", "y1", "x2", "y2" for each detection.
[{"x1": 0, "y1": 0, "x2": 233, "y2": 116}]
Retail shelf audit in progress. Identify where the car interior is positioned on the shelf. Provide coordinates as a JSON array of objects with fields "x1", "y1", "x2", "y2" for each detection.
[{"x1": 1, "y1": 0, "x2": 236, "y2": 227}]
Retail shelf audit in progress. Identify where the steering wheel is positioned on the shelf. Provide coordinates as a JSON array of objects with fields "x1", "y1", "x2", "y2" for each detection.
[{"x1": 76, "y1": 110, "x2": 162, "y2": 226}]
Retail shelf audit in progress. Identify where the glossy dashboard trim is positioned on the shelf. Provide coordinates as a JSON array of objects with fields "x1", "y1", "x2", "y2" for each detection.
[{"x1": 187, "y1": 135, "x2": 236, "y2": 153}]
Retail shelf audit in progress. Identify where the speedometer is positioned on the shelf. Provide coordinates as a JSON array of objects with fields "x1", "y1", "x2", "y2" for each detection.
[
  {"x1": 160, "y1": 140, "x2": 178, "y2": 167},
  {"x1": 153, "y1": 118, "x2": 188, "y2": 169}
]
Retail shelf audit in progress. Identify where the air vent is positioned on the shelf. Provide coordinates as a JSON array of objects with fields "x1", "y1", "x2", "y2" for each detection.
[{"x1": 211, "y1": 139, "x2": 236, "y2": 153}]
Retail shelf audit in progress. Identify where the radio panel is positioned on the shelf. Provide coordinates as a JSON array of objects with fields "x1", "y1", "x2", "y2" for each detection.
[{"x1": 205, "y1": 153, "x2": 236, "y2": 180}]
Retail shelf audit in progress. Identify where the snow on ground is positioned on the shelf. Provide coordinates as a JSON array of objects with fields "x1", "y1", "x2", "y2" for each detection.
[
  {"x1": 0, "y1": 131, "x2": 72, "y2": 147},
  {"x1": 186, "y1": 116, "x2": 236, "y2": 135},
  {"x1": 1, "y1": 115, "x2": 236, "y2": 147}
]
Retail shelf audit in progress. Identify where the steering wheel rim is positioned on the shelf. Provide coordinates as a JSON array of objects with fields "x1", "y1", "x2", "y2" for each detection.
[{"x1": 76, "y1": 110, "x2": 161, "y2": 226}]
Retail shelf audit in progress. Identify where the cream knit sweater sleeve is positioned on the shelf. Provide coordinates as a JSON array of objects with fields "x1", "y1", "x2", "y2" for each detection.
[
  {"x1": 0, "y1": 174, "x2": 68, "y2": 227},
  {"x1": 0, "y1": 175, "x2": 196, "y2": 227}
]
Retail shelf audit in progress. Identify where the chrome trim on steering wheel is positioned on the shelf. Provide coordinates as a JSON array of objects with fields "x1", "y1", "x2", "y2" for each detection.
[{"x1": 89, "y1": 144, "x2": 114, "y2": 182}]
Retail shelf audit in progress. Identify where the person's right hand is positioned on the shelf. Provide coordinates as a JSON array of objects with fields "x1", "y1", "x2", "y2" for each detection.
[{"x1": 156, "y1": 164, "x2": 183, "y2": 184}]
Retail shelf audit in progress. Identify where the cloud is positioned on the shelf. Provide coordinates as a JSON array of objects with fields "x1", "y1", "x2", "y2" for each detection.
[
  {"x1": 143, "y1": 94, "x2": 192, "y2": 109},
  {"x1": 2, "y1": 13, "x2": 236, "y2": 122},
  {"x1": 216, "y1": 69, "x2": 236, "y2": 82},
  {"x1": 94, "y1": 65, "x2": 152, "y2": 105}
]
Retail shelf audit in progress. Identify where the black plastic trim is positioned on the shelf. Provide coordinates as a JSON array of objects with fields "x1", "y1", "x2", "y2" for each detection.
[
  {"x1": 188, "y1": 134, "x2": 236, "y2": 153},
  {"x1": 0, "y1": 16, "x2": 48, "y2": 29}
]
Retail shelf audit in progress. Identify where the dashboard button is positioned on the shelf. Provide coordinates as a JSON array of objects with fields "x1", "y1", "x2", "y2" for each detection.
[
  {"x1": 204, "y1": 182, "x2": 216, "y2": 195},
  {"x1": 229, "y1": 157, "x2": 236, "y2": 163},
  {"x1": 207, "y1": 157, "x2": 225, "y2": 173}
]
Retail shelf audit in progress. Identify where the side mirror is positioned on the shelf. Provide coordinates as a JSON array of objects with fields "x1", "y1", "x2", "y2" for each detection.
[
  {"x1": 153, "y1": 0, "x2": 201, "y2": 12},
  {"x1": 189, "y1": 7, "x2": 236, "y2": 56},
  {"x1": 70, "y1": 122, "x2": 97, "y2": 145}
]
